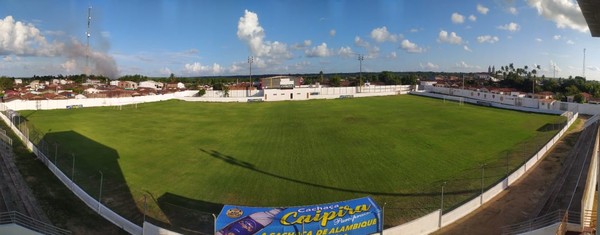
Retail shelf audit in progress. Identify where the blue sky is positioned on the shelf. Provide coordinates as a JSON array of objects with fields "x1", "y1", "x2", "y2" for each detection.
[{"x1": 0, "y1": 0, "x2": 598, "y2": 80}]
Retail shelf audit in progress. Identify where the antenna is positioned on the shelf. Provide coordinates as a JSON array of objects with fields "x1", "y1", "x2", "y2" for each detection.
[
  {"x1": 583, "y1": 48, "x2": 586, "y2": 78},
  {"x1": 86, "y1": 6, "x2": 92, "y2": 77}
]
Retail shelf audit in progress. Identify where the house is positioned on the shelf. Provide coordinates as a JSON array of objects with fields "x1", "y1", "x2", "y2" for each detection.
[
  {"x1": 260, "y1": 76, "x2": 302, "y2": 89},
  {"x1": 14, "y1": 79, "x2": 23, "y2": 85},
  {"x1": 177, "y1": 82, "x2": 185, "y2": 90},
  {"x1": 139, "y1": 80, "x2": 164, "y2": 90},
  {"x1": 117, "y1": 81, "x2": 138, "y2": 90}
]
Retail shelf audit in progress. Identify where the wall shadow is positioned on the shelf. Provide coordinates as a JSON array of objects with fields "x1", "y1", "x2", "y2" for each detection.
[
  {"x1": 40, "y1": 131, "x2": 142, "y2": 224},
  {"x1": 152, "y1": 192, "x2": 223, "y2": 235}
]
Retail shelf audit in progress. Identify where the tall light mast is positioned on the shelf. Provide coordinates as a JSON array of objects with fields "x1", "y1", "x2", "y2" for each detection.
[
  {"x1": 86, "y1": 6, "x2": 91, "y2": 77},
  {"x1": 583, "y1": 48, "x2": 586, "y2": 78}
]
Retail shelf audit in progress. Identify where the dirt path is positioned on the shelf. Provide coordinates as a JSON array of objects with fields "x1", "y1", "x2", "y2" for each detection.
[{"x1": 433, "y1": 117, "x2": 588, "y2": 235}]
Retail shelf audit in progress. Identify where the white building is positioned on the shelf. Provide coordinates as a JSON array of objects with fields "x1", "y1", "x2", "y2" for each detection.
[{"x1": 139, "y1": 80, "x2": 164, "y2": 90}]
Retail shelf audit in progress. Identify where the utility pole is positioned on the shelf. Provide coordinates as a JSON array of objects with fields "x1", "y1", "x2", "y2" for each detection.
[
  {"x1": 583, "y1": 48, "x2": 586, "y2": 78},
  {"x1": 439, "y1": 181, "x2": 446, "y2": 228},
  {"x1": 98, "y1": 170, "x2": 103, "y2": 211},
  {"x1": 358, "y1": 54, "x2": 364, "y2": 92},
  {"x1": 248, "y1": 56, "x2": 254, "y2": 91}
]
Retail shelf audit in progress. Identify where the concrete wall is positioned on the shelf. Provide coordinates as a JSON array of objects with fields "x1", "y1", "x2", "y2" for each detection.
[
  {"x1": 423, "y1": 85, "x2": 600, "y2": 115},
  {"x1": 0, "y1": 224, "x2": 43, "y2": 235},
  {"x1": 384, "y1": 210, "x2": 441, "y2": 235},
  {"x1": 581, "y1": 121, "x2": 599, "y2": 228}
]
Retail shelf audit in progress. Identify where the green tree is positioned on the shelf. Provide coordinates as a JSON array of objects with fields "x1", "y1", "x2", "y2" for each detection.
[
  {"x1": 0, "y1": 76, "x2": 14, "y2": 90},
  {"x1": 197, "y1": 89, "x2": 206, "y2": 97},
  {"x1": 401, "y1": 74, "x2": 418, "y2": 85},
  {"x1": 573, "y1": 93, "x2": 585, "y2": 103},
  {"x1": 222, "y1": 85, "x2": 230, "y2": 97},
  {"x1": 330, "y1": 75, "x2": 341, "y2": 87}
]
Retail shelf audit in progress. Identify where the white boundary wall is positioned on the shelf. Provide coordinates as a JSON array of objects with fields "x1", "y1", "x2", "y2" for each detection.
[
  {"x1": 2, "y1": 86, "x2": 410, "y2": 110},
  {"x1": 422, "y1": 85, "x2": 600, "y2": 115}
]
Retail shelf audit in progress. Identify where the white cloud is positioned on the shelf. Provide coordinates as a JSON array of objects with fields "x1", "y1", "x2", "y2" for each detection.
[
  {"x1": 370, "y1": 26, "x2": 401, "y2": 43},
  {"x1": 508, "y1": 7, "x2": 518, "y2": 15},
  {"x1": 553, "y1": 34, "x2": 562, "y2": 40},
  {"x1": 587, "y1": 66, "x2": 600, "y2": 72},
  {"x1": 463, "y1": 45, "x2": 472, "y2": 52},
  {"x1": 477, "y1": 35, "x2": 500, "y2": 43},
  {"x1": 409, "y1": 28, "x2": 420, "y2": 33},
  {"x1": 535, "y1": 38, "x2": 543, "y2": 42},
  {"x1": 420, "y1": 62, "x2": 439, "y2": 70},
  {"x1": 477, "y1": 4, "x2": 490, "y2": 14},
  {"x1": 160, "y1": 67, "x2": 172, "y2": 75},
  {"x1": 337, "y1": 46, "x2": 354, "y2": 57},
  {"x1": 183, "y1": 62, "x2": 224, "y2": 75},
  {"x1": 388, "y1": 51, "x2": 397, "y2": 59},
  {"x1": 469, "y1": 15, "x2": 477, "y2": 22},
  {"x1": 61, "y1": 59, "x2": 77, "y2": 72},
  {"x1": 455, "y1": 61, "x2": 481, "y2": 69},
  {"x1": 400, "y1": 39, "x2": 424, "y2": 53},
  {"x1": 354, "y1": 36, "x2": 369, "y2": 48},
  {"x1": 451, "y1": 13, "x2": 465, "y2": 24},
  {"x1": 438, "y1": 30, "x2": 462, "y2": 44},
  {"x1": 526, "y1": 0, "x2": 588, "y2": 32},
  {"x1": 237, "y1": 10, "x2": 291, "y2": 59},
  {"x1": 329, "y1": 29, "x2": 336, "y2": 37},
  {"x1": 354, "y1": 36, "x2": 380, "y2": 58},
  {"x1": 0, "y1": 15, "x2": 63, "y2": 56},
  {"x1": 305, "y1": 42, "x2": 333, "y2": 57},
  {"x1": 292, "y1": 40, "x2": 312, "y2": 50},
  {"x1": 566, "y1": 39, "x2": 574, "y2": 44},
  {"x1": 497, "y1": 22, "x2": 520, "y2": 32}
]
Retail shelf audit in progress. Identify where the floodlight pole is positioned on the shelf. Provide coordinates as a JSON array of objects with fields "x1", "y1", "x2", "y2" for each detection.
[
  {"x1": 358, "y1": 54, "x2": 364, "y2": 92},
  {"x1": 71, "y1": 153, "x2": 75, "y2": 182},
  {"x1": 381, "y1": 202, "x2": 387, "y2": 235},
  {"x1": 143, "y1": 194, "x2": 147, "y2": 222},
  {"x1": 212, "y1": 213, "x2": 217, "y2": 235},
  {"x1": 54, "y1": 143, "x2": 58, "y2": 166},
  {"x1": 98, "y1": 170, "x2": 103, "y2": 211},
  {"x1": 439, "y1": 181, "x2": 446, "y2": 228},
  {"x1": 480, "y1": 163, "x2": 486, "y2": 205},
  {"x1": 248, "y1": 56, "x2": 254, "y2": 93}
]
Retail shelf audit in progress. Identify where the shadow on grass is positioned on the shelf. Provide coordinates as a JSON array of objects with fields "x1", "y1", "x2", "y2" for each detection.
[
  {"x1": 150, "y1": 193, "x2": 222, "y2": 235},
  {"x1": 199, "y1": 148, "x2": 477, "y2": 197},
  {"x1": 40, "y1": 131, "x2": 142, "y2": 225}
]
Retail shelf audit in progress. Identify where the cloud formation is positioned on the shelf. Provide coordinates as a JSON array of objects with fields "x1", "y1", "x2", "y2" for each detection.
[
  {"x1": 420, "y1": 62, "x2": 439, "y2": 70},
  {"x1": 0, "y1": 15, "x2": 119, "y2": 78},
  {"x1": 477, "y1": 4, "x2": 489, "y2": 14},
  {"x1": 0, "y1": 16, "x2": 62, "y2": 56},
  {"x1": 477, "y1": 35, "x2": 500, "y2": 43},
  {"x1": 183, "y1": 62, "x2": 223, "y2": 75},
  {"x1": 497, "y1": 22, "x2": 520, "y2": 32},
  {"x1": 237, "y1": 10, "x2": 291, "y2": 59},
  {"x1": 305, "y1": 42, "x2": 333, "y2": 57},
  {"x1": 469, "y1": 15, "x2": 477, "y2": 22},
  {"x1": 400, "y1": 39, "x2": 424, "y2": 53},
  {"x1": 527, "y1": 0, "x2": 588, "y2": 32},
  {"x1": 438, "y1": 30, "x2": 462, "y2": 44},
  {"x1": 370, "y1": 26, "x2": 401, "y2": 43},
  {"x1": 452, "y1": 13, "x2": 465, "y2": 24}
]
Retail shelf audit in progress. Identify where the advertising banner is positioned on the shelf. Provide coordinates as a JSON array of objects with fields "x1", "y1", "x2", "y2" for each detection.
[{"x1": 216, "y1": 197, "x2": 381, "y2": 235}]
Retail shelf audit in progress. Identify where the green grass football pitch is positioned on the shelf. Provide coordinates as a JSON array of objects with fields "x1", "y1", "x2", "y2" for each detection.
[{"x1": 19, "y1": 95, "x2": 564, "y2": 226}]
